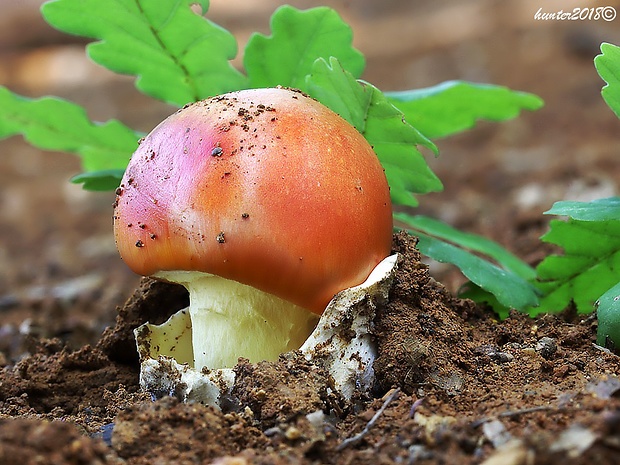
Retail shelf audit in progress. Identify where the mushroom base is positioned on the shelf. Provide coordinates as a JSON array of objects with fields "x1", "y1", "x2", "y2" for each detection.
[
  {"x1": 154, "y1": 271, "x2": 320, "y2": 371},
  {"x1": 136, "y1": 254, "x2": 398, "y2": 407}
]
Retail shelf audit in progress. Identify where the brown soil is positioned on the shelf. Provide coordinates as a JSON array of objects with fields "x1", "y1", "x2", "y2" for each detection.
[
  {"x1": 1, "y1": 233, "x2": 619, "y2": 464},
  {"x1": 2, "y1": 0, "x2": 620, "y2": 464}
]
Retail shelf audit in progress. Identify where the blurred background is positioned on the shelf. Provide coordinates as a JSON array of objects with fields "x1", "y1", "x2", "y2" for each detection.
[{"x1": 1, "y1": 0, "x2": 619, "y2": 353}]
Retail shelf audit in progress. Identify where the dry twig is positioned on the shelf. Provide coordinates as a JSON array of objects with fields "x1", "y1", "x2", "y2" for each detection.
[
  {"x1": 337, "y1": 388, "x2": 401, "y2": 451},
  {"x1": 471, "y1": 405, "x2": 556, "y2": 428}
]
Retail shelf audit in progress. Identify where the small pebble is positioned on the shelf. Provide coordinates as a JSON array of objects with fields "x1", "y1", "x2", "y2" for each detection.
[
  {"x1": 536, "y1": 337, "x2": 557, "y2": 359},
  {"x1": 284, "y1": 426, "x2": 302, "y2": 440}
]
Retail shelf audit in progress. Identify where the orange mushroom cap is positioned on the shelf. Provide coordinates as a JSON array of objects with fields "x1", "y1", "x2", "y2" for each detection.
[{"x1": 113, "y1": 87, "x2": 393, "y2": 314}]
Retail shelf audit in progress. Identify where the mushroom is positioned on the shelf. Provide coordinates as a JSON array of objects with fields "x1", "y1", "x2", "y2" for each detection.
[{"x1": 113, "y1": 87, "x2": 393, "y2": 372}]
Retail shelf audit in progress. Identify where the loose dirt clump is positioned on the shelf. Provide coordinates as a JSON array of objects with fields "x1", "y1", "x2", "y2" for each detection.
[
  {"x1": 232, "y1": 354, "x2": 346, "y2": 427},
  {"x1": 0, "y1": 418, "x2": 124, "y2": 465},
  {"x1": 111, "y1": 397, "x2": 268, "y2": 464},
  {"x1": 374, "y1": 232, "x2": 479, "y2": 397},
  {"x1": 0, "y1": 231, "x2": 619, "y2": 464},
  {"x1": 0, "y1": 340, "x2": 139, "y2": 422},
  {"x1": 97, "y1": 278, "x2": 189, "y2": 366}
]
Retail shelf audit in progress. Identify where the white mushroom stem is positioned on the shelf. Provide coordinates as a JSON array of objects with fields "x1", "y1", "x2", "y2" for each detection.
[{"x1": 154, "y1": 271, "x2": 320, "y2": 370}]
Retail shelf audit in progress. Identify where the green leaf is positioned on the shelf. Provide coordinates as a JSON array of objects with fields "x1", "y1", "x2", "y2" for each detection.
[
  {"x1": 0, "y1": 87, "x2": 139, "y2": 173},
  {"x1": 545, "y1": 197, "x2": 620, "y2": 221},
  {"x1": 305, "y1": 57, "x2": 441, "y2": 207},
  {"x1": 397, "y1": 214, "x2": 536, "y2": 280},
  {"x1": 595, "y1": 42, "x2": 620, "y2": 119},
  {"x1": 596, "y1": 280, "x2": 620, "y2": 347},
  {"x1": 41, "y1": 0, "x2": 247, "y2": 106},
  {"x1": 387, "y1": 81, "x2": 544, "y2": 139},
  {"x1": 244, "y1": 5, "x2": 364, "y2": 89},
  {"x1": 71, "y1": 169, "x2": 125, "y2": 191},
  {"x1": 396, "y1": 213, "x2": 539, "y2": 312},
  {"x1": 533, "y1": 217, "x2": 620, "y2": 315}
]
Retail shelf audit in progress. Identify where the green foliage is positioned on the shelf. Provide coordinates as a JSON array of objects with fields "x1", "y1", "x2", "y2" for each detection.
[
  {"x1": 526, "y1": 45, "x2": 620, "y2": 324},
  {"x1": 306, "y1": 57, "x2": 440, "y2": 207},
  {"x1": 244, "y1": 5, "x2": 364, "y2": 89},
  {"x1": 449, "y1": 43, "x2": 620, "y2": 318},
  {"x1": 387, "y1": 81, "x2": 544, "y2": 139},
  {"x1": 396, "y1": 213, "x2": 539, "y2": 315},
  {"x1": 0, "y1": 1, "x2": 545, "y2": 311},
  {"x1": 41, "y1": 0, "x2": 247, "y2": 106},
  {"x1": 590, "y1": 44, "x2": 620, "y2": 349},
  {"x1": 70, "y1": 169, "x2": 126, "y2": 191},
  {"x1": 595, "y1": 43, "x2": 620, "y2": 119},
  {"x1": 546, "y1": 197, "x2": 620, "y2": 221},
  {"x1": 532, "y1": 199, "x2": 620, "y2": 316},
  {"x1": 0, "y1": 87, "x2": 140, "y2": 175}
]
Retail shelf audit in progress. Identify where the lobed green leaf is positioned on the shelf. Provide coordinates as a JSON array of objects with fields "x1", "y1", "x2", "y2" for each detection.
[
  {"x1": 533, "y1": 217, "x2": 620, "y2": 315},
  {"x1": 387, "y1": 81, "x2": 544, "y2": 139},
  {"x1": 396, "y1": 213, "x2": 539, "y2": 313},
  {"x1": 545, "y1": 197, "x2": 620, "y2": 221},
  {"x1": 41, "y1": 0, "x2": 247, "y2": 106},
  {"x1": 531, "y1": 46, "x2": 620, "y2": 320},
  {"x1": 305, "y1": 57, "x2": 441, "y2": 207},
  {"x1": 0, "y1": 86, "x2": 140, "y2": 173},
  {"x1": 244, "y1": 5, "x2": 364, "y2": 89},
  {"x1": 595, "y1": 42, "x2": 620, "y2": 119}
]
